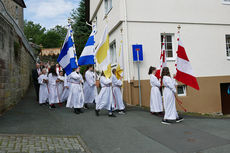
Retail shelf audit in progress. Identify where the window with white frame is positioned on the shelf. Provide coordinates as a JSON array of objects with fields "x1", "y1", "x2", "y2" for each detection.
[
  {"x1": 110, "y1": 41, "x2": 117, "y2": 65},
  {"x1": 161, "y1": 34, "x2": 175, "y2": 60},
  {"x1": 177, "y1": 85, "x2": 187, "y2": 96},
  {"x1": 104, "y1": 0, "x2": 112, "y2": 15},
  {"x1": 226, "y1": 35, "x2": 230, "y2": 58},
  {"x1": 222, "y1": 0, "x2": 230, "y2": 4}
]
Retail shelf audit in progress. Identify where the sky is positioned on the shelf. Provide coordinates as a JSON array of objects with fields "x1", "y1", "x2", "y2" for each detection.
[{"x1": 24, "y1": 0, "x2": 81, "y2": 30}]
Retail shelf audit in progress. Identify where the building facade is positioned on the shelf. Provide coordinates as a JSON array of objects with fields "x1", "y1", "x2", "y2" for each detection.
[
  {"x1": 87, "y1": 0, "x2": 230, "y2": 114},
  {"x1": 0, "y1": 0, "x2": 35, "y2": 114}
]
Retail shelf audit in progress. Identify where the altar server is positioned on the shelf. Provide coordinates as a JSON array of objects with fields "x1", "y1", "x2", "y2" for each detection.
[
  {"x1": 57, "y1": 70, "x2": 65, "y2": 103},
  {"x1": 48, "y1": 66, "x2": 59, "y2": 108},
  {"x1": 38, "y1": 68, "x2": 49, "y2": 105},
  {"x1": 66, "y1": 67, "x2": 84, "y2": 114},
  {"x1": 111, "y1": 69, "x2": 125, "y2": 114},
  {"x1": 95, "y1": 72, "x2": 116, "y2": 117},
  {"x1": 83, "y1": 65, "x2": 98, "y2": 108},
  {"x1": 61, "y1": 73, "x2": 70, "y2": 102},
  {"x1": 149, "y1": 66, "x2": 163, "y2": 116},
  {"x1": 161, "y1": 67, "x2": 183, "y2": 124}
]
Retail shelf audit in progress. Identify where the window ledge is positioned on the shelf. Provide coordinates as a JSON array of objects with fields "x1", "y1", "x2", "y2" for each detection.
[{"x1": 227, "y1": 57, "x2": 230, "y2": 60}]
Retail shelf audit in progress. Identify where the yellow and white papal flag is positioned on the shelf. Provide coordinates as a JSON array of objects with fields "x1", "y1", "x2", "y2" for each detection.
[
  {"x1": 95, "y1": 25, "x2": 111, "y2": 78},
  {"x1": 116, "y1": 40, "x2": 124, "y2": 80}
]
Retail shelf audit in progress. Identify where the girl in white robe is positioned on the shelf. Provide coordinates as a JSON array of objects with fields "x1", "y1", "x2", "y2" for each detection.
[
  {"x1": 61, "y1": 73, "x2": 70, "y2": 102},
  {"x1": 111, "y1": 69, "x2": 125, "y2": 114},
  {"x1": 148, "y1": 66, "x2": 163, "y2": 115},
  {"x1": 83, "y1": 65, "x2": 98, "y2": 108},
  {"x1": 48, "y1": 66, "x2": 59, "y2": 108},
  {"x1": 95, "y1": 72, "x2": 116, "y2": 117},
  {"x1": 57, "y1": 71, "x2": 65, "y2": 103},
  {"x1": 38, "y1": 68, "x2": 49, "y2": 105},
  {"x1": 66, "y1": 67, "x2": 84, "y2": 114},
  {"x1": 161, "y1": 67, "x2": 183, "y2": 124}
]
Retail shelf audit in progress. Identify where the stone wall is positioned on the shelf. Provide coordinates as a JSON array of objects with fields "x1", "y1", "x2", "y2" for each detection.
[
  {"x1": 0, "y1": 15, "x2": 34, "y2": 114},
  {"x1": 1, "y1": 0, "x2": 24, "y2": 31}
]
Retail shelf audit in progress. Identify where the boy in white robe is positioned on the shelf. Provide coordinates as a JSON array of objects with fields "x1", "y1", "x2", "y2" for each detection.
[
  {"x1": 38, "y1": 68, "x2": 49, "y2": 105},
  {"x1": 66, "y1": 67, "x2": 84, "y2": 114},
  {"x1": 48, "y1": 66, "x2": 59, "y2": 108},
  {"x1": 57, "y1": 71, "x2": 65, "y2": 104},
  {"x1": 161, "y1": 67, "x2": 184, "y2": 125},
  {"x1": 83, "y1": 65, "x2": 98, "y2": 109},
  {"x1": 148, "y1": 66, "x2": 163, "y2": 116},
  {"x1": 95, "y1": 72, "x2": 116, "y2": 117},
  {"x1": 61, "y1": 73, "x2": 70, "y2": 102},
  {"x1": 111, "y1": 69, "x2": 125, "y2": 114}
]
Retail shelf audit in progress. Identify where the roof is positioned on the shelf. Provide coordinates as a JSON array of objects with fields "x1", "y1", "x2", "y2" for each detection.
[
  {"x1": 40, "y1": 48, "x2": 61, "y2": 56},
  {"x1": 13, "y1": 0, "x2": 26, "y2": 8}
]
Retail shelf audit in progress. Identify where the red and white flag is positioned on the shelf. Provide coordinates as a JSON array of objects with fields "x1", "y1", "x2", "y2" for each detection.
[
  {"x1": 175, "y1": 35, "x2": 200, "y2": 90},
  {"x1": 156, "y1": 35, "x2": 167, "y2": 79}
]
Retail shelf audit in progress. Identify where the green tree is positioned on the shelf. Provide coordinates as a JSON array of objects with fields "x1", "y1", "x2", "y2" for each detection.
[
  {"x1": 41, "y1": 30, "x2": 63, "y2": 48},
  {"x1": 50, "y1": 25, "x2": 67, "y2": 43},
  {"x1": 24, "y1": 20, "x2": 46, "y2": 45},
  {"x1": 71, "y1": 0, "x2": 91, "y2": 57}
]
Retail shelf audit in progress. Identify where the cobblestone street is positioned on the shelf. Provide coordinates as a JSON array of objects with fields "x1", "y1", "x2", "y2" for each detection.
[{"x1": 0, "y1": 134, "x2": 88, "y2": 153}]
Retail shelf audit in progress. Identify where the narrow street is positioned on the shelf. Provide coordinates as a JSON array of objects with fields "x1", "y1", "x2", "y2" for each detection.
[{"x1": 0, "y1": 87, "x2": 230, "y2": 153}]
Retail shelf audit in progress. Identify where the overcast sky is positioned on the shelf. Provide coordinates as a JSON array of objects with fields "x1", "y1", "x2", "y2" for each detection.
[{"x1": 24, "y1": 0, "x2": 80, "y2": 30}]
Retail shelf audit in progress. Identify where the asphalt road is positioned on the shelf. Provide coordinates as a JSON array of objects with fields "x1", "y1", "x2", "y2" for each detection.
[{"x1": 0, "y1": 87, "x2": 230, "y2": 153}]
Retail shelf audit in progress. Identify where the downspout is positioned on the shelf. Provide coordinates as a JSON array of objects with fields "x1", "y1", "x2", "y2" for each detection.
[{"x1": 123, "y1": 0, "x2": 131, "y2": 83}]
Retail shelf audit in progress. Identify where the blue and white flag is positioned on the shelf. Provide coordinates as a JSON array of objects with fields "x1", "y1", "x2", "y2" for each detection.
[
  {"x1": 57, "y1": 25, "x2": 78, "y2": 75},
  {"x1": 78, "y1": 26, "x2": 96, "y2": 66}
]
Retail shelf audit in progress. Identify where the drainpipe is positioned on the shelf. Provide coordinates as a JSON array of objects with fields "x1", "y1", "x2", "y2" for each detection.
[{"x1": 123, "y1": 0, "x2": 131, "y2": 83}]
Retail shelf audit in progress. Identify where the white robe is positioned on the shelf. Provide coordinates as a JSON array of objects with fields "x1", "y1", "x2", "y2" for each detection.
[
  {"x1": 61, "y1": 74, "x2": 70, "y2": 102},
  {"x1": 48, "y1": 73, "x2": 59, "y2": 104},
  {"x1": 162, "y1": 76, "x2": 178, "y2": 120},
  {"x1": 38, "y1": 74, "x2": 49, "y2": 104},
  {"x1": 57, "y1": 76, "x2": 65, "y2": 102},
  {"x1": 150, "y1": 74, "x2": 163, "y2": 113},
  {"x1": 96, "y1": 76, "x2": 112, "y2": 111},
  {"x1": 111, "y1": 74, "x2": 125, "y2": 110},
  {"x1": 83, "y1": 70, "x2": 98, "y2": 103},
  {"x1": 66, "y1": 72, "x2": 84, "y2": 108}
]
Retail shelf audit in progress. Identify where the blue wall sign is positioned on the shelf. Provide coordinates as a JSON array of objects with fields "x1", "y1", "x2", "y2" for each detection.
[
  {"x1": 132, "y1": 44, "x2": 143, "y2": 62},
  {"x1": 228, "y1": 86, "x2": 230, "y2": 95}
]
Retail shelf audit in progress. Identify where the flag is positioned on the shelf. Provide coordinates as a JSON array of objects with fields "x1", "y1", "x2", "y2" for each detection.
[
  {"x1": 156, "y1": 35, "x2": 167, "y2": 79},
  {"x1": 116, "y1": 40, "x2": 124, "y2": 80},
  {"x1": 95, "y1": 25, "x2": 111, "y2": 78},
  {"x1": 175, "y1": 36, "x2": 200, "y2": 90},
  {"x1": 78, "y1": 26, "x2": 96, "y2": 66},
  {"x1": 57, "y1": 24, "x2": 78, "y2": 75}
]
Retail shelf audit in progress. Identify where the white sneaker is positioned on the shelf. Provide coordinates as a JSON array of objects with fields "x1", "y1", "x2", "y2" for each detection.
[{"x1": 118, "y1": 111, "x2": 126, "y2": 115}]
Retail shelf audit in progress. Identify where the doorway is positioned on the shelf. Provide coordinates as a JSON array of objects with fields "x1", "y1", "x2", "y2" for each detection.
[{"x1": 220, "y1": 83, "x2": 230, "y2": 114}]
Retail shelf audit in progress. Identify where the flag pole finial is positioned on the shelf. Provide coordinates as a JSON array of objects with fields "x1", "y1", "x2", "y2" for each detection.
[{"x1": 177, "y1": 25, "x2": 181, "y2": 32}]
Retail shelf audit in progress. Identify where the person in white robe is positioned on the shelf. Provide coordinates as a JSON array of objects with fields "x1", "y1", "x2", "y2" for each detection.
[
  {"x1": 83, "y1": 65, "x2": 98, "y2": 109},
  {"x1": 48, "y1": 66, "x2": 59, "y2": 108},
  {"x1": 95, "y1": 72, "x2": 116, "y2": 117},
  {"x1": 61, "y1": 73, "x2": 70, "y2": 102},
  {"x1": 57, "y1": 71, "x2": 65, "y2": 103},
  {"x1": 161, "y1": 67, "x2": 184, "y2": 125},
  {"x1": 38, "y1": 68, "x2": 49, "y2": 105},
  {"x1": 66, "y1": 67, "x2": 84, "y2": 114},
  {"x1": 148, "y1": 66, "x2": 163, "y2": 116},
  {"x1": 111, "y1": 69, "x2": 125, "y2": 114}
]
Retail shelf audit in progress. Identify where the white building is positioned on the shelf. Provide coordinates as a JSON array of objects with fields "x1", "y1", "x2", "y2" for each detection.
[{"x1": 86, "y1": 0, "x2": 230, "y2": 114}]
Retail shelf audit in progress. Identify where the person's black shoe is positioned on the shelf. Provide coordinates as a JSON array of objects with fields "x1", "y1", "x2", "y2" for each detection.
[
  {"x1": 176, "y1": 117, "x2": 184, "y2": 123},
  {"x1": 84, "y1": 104, "x2": 89, "y2": 109},
  {"x1": 49, "y1": 104, "x2": 56, "y2": 108},
  {"x1": 74, "y1": 108, "x2": 80, "y2": 114},
  {"x1": 108, "y1": 113, "x2": 116, "y2": 117},
  {"x1": 95, "y1": 110, "x2": 100, "y2": 116},
  {"x1": 161, "y1": 119, "x2": 171, "y2": 125}
]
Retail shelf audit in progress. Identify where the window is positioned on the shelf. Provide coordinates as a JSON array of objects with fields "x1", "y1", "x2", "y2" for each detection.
[
  {"x1": 110, "y1": 41, "x2": 117, "y2": 65},
  {"x1": 177, "y1": 85, "x2": 187, "y2": 96},
  {"x1": 15, "y1": 6, "x2": 19, "y2": 24},
  {"x1": 226, "y1": 35, "x2": 230, "y2": 59},
  {"x1": 104, "y1": 0, "x2": 112, "y2": 15},
  {"x1": 222, "y1": 0, "x2": 230, "y2": 4},
  {"x1": 161, "y1": 34, "x2": 175, "y2": 60}
]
